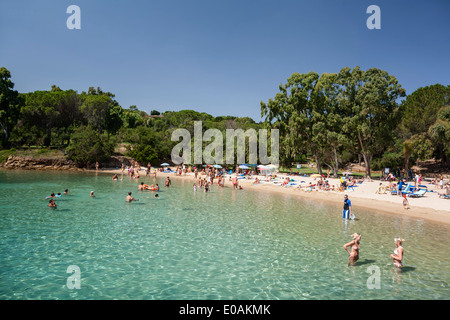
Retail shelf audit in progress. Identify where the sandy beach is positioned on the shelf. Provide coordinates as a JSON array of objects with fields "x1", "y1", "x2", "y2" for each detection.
[{"x1": 99, "y1": 168, "x2": 450, "y2": 225}]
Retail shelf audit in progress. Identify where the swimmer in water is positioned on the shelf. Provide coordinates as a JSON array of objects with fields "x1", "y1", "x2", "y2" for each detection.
[
  {"x1": 112, "y1": 174, "x2": 118, "y2": 180},
  {"x1": 48, "y1": 199, "x2": 56, "y2": 208},
  {"x1": 90, "y1": 191, "x2": 95, "y2": 197},
  {"x1": 139, "y1": 182, "x2": 147, "y2": 191},
  {"x1": 343, "y1": 233, "x2": 361, "y2": 266},
  {"x1": 154, "y1": 194, "x2": 159, "y2": 198},
  {"x1": 390, "y1": 238, "x2": 405, "y2": 268},
  {"x1": 126, "y1": 192, "x2": 137, "y2": 202},
  {"x1": 64, "y1": 189, "x2": 68, "y2": 194}
]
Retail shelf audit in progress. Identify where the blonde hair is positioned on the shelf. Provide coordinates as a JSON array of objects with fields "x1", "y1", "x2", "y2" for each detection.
[
  {"x1": 351, "y1": 233, "x2": 360, "y2": 239},
  {"x1": 394, "y1": 238, "x2": 405, "y2": 244}
]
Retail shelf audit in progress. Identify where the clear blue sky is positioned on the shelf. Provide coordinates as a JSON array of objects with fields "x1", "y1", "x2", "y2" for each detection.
[{"x1": 1, "y1": 0, "x2": 449, "y2": 121}]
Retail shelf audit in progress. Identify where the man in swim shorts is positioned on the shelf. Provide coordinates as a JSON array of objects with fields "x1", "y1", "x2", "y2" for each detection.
[
  {"x1": 343, "y1": 194, "x2": 352, "y2": 219},
  {"x1": 232, "y1": 176, "x2": 238, "y2": 190}
]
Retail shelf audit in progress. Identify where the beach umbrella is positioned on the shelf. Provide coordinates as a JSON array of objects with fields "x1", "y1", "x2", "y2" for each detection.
[
  {"x1": 342, "y1": 171, "x2": 352, "y2": 175},
  {"x1": 161, "y1": 163, "x2": 170, "y2": 166},
  {"x1": 258, "y1": 166, "x2": 270, "y2": 170},
  {"x1": 239, "y1": 165, "x2": 249, "y2": 169},
  {"x1": 213, "y1": 164, "x2": 222, "y2": 169}
]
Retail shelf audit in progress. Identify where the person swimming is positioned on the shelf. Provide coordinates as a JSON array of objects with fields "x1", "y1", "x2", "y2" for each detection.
[
  {"x1": 90, "y1": 191, "x2": 95, "y2": 197},
  {"x1": 390, "y1": 238, "x2": 405, "y2": 268},
  {"x1": 126, "y1": 192, "x2": 137, "y2": 202},
  {"x1": 48, "y1": 199, "x2": 56, "y2": 208},
  {"x1": 139, "y1": 182, "x2": 147, "y2": 191},
  {"x1": 344, "y1": 233, "x2": 361, "y2": 266}
]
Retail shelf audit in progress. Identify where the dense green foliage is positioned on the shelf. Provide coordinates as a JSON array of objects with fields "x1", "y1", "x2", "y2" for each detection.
[
  {"x1": 1, "y1": 67, "x2": 448, "y2": 174},
  {"x1": 261, "y1": 68, "x2": 448, "y2": 176}
]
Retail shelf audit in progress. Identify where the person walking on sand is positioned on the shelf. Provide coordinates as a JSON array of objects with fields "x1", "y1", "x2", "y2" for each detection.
[
  {"x1": 343, "y1": 233, "x2": 361, "y2": 266},
  {"x1": 390, "y1": 238, "x2": 405, "y2": 268},
  {"x1": 342, "y1": 194, "x2": 352, "y2": 219}
]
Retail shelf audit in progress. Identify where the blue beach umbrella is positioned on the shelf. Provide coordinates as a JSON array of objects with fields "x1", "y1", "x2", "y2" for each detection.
[{"x1": 161, "y1": 163, "x2": 170, "y2": 166}]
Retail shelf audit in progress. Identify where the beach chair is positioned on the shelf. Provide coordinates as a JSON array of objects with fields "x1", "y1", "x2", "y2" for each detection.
[
  {"x1": 438, "y1": 189, "x2": 450, "y2": 199},
  {"x1": 407, "y1": 189, "x2": 426, "y2": 198},
  {"x1": 391, "y1": 183, "x2": 409, "y2": 195},
  {"x1": 401, "y1": 183, "x2": 414, "y2": 195}
]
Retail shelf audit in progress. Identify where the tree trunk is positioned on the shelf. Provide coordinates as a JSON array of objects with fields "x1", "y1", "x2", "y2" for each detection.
[
  {"x1": 404, "y1": 155, "x2": 410, "y2": 176},
  {"x1": 333, "y1": 147, "x2": 339, "y2": 177},
  {"x1": 362, "y1": 152, "x2": 372, "y2": 177},
  {"x1": 0, "y1": 122, "x2": 10, "y2": 148},
  {"x1": 314, "y1": 151, "x2": 323, "y2": 175}
]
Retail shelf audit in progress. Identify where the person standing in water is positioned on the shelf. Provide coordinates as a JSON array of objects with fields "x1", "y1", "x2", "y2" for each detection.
[
  {"x1": 343, "y1": 233, "x2": 361, "y2": 266},
  {"x1": 342, "y1": 194, "x2": 352, "y2": 219},
  {"x1": 126, "y1": 192, "x2": 137, "y2": 202},
  {"x1": 48, "y1": 199, "x2": 57, "y2": 208},
  {"x1": 390, "y1": 238, "x2": 405, "y2": 268}
]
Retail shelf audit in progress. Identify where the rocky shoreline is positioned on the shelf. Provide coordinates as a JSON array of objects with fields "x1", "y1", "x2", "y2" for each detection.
[{"x1": 0, "y1": 155, "x2": 134, "y2": 171}]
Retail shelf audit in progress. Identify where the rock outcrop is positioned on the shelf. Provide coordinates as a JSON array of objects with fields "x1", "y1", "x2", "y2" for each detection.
[{"x1": 0, "y1": 155, "x2": 79, "y2": 170}]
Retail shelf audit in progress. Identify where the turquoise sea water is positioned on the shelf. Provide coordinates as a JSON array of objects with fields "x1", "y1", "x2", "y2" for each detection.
[{"x1": 0, "y1": 170, "x2": 449, "y2": 300}]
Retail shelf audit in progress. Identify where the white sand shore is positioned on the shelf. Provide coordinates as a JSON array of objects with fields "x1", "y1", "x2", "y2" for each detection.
[{"x1": 97, "y1": 168, "x2": 450, "y2": 225}]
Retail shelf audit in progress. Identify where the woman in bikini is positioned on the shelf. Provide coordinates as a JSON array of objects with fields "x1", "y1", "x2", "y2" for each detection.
[
  {"x1": 343, "y1": 233, "x2": 361, "y2": 266},
  {"x1": 390, "y1": 238, "x2": 405, "y2": 268}
]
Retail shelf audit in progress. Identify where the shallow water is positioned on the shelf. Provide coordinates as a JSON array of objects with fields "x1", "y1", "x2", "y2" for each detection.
[{"x1": 0, "y1": 170, "x2": 449, "y2": 299}]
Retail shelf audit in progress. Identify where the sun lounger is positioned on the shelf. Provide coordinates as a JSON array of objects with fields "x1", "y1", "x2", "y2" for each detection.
[
  {"x1": 438, "y1": 191, "x2": 450, "y2": 199},
  {"x1": 407, "y1": 189, "x2": 426, "y2": 198}
]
